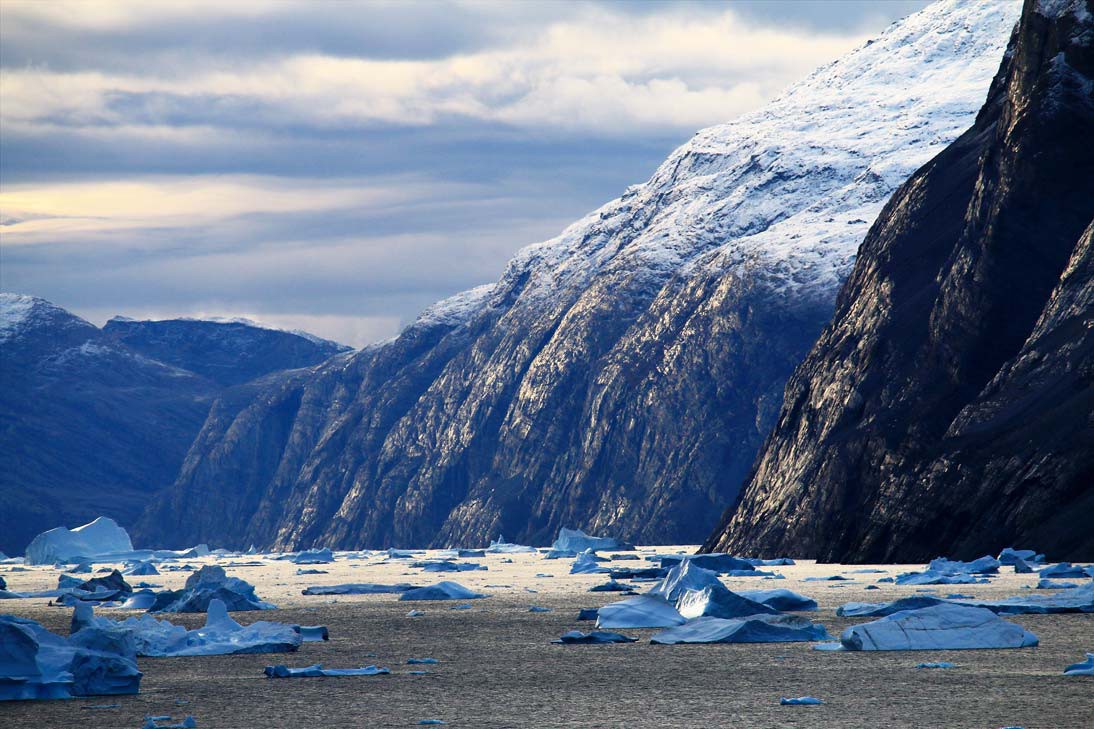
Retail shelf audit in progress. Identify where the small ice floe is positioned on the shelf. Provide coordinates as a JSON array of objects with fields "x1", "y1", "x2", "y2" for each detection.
[
  {"x1": 894, "y1": 570, "x2": 987, "y2": 586},
  {"x1": 264, "y1": 664, "x2": 390, "y2": 678},
  {"x1": 407, "y1": 658, "x2": 438, "y2": 664},
  {"x1": 928, "y1": 556, "x2": 1001, "y2": 575},
  {"x1": 0, "y1": 613, "x2": 142, "y2": 701},
  {"x1": 291, "y1": 548, "x2": 334, "y2": 565},
  {"x1": 746, "y1": 557, "x2": 795, "y2": 567},
  {"x1": 553, "y1": 630, "x2": 636, "y2": 644},
  {"x1": 118, "y1": 591, "x2": 158, "y2": 610},
  {"x1": 596, "y1": 596, "x2": 686, "y2": 629},
  {"x1": 865, "y1": 585, "x2": 880, "y2": 590},
  {"x1": 448, "y1": 604, "x2": 473, "y2": 610},
  {"x1": 302, "y1": 583, "x2": 413, "y2": 595},
  {"x1": 737, "y1": 589, "x2": 818, "y2": 612},
  {"x1": 143, "y1": 716, "x2": 197, "y2": 729},
  {"x1": 780, "y1": 697, "x2": 823, "y2": 706},
  {"x1": 550, "y1": 528, "x2": 633, "y2": 554},
  {"x1": 588, "y1": 580, "x2": 632, "y2": 592},
  {"x1": 414, "y1": 560, "x2": 486, "y2": 573},
  {"x1": 877, "y1": 577, "x2": 894, "y2": 583},
  {"x1": 803, "y1": 575, "x2": 850, "y2": 582},
  {"x1": 837, "y1": 596, "x2": 948, "y2": 618},
  {"x1": 847, "y1": 569, "x2": 886, "y2": 574},
  {"x1": 123, "y1": 561, "x2": 159, "y2": 576},
  {"x1": 535, "y1": 573, "x2": 555, "y2": 578},
  {"x1": 916, "y1": 662, "x2": 956, "y2": 669},
  {"x1": 294, "y1": 626, "x2": 329, "y2": 642},
  {"x1": 485, "y1": 536, "x2": 537, "y2": 554},
  {"x1": 528, "y1": 606, "x2": 552, "y2": 613},
  {"x1": 576, "y1": 608, "x2": 599, "y2": 621},
  {"x1": 1063, "y1": 653, "x2": 1094, "y2": 676},
  {"x1": 406, "y1": 610, "x2": 425, "y2": 617},
  {"x1": 833, "y1": 604, "x2": 1038, "y2": 651},
  {"x1": 570, "y1": 551, "x2": 610, "y2": 575},
  {"x1": 418, "y1": 720, "x2": 446, "y2": 725},
  {"x1": 997, "y1": 548, "x2": 1044, "y2": 566},
  {"x1": 1036, "y1": 579, "x2": 1079, "y2": 589},
  {"x1": 650, "y1": 614, "x2": 829, "y2": 645},
  {"x1": 400, "y1": 581, "x2": 486, "y2": 601},
  {"x1": 73, "y1": 599, "x2": 303, "y2": 657},
  {"x1": 1038, "y1": 563, "x2": 1090, "y2": 579},
  {"x1": 151, "y1": 565, "x2": 274, "y2": 612},
  {"x1": 609, "y1": 567, "x2": 668, "y2": 580},
  {"x1": 296, "y1": 568, "x2": 327, "y2": 575}
]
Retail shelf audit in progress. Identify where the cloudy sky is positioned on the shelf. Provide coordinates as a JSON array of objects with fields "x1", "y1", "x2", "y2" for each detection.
[{"x1": 0, "y1": 0, "x2": 929, "y2": 347}]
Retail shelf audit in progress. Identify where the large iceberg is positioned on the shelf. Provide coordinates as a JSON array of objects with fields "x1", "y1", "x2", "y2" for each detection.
[
  {"x1": 651, "y1": 615, "x2": 829, "y2": 645},
  {"x1": 647, "y1": 560, "x2": 725, "y2": 602},
  {"x1": 150, "y1": 565, "x2": 274, "y2": 612},
  {"x1": 399, "y1": 582, "x2": 486, "y2": 601},
  {"x1": 1, "y1": 614, "x2": 141, "y2": 701},
  {"x1": 676, "y1": 583, "x2": 778, "y2": 620},
  {"x1": 596, "y1": 596, "x2": 686, "y2": 629},
  {"x1": 23, "y1": 517, "x2": 133, "y2": 565},
  {"x1": 835, "y1": 604, "x2": 1038, "y2": 651},
  {"x1": 72, "y1": 600, "x2": 301, "y2": 657},
  {"x1": 738, "y1": 589, "x2": 818, "y2": 612},
  {"x1": 550, "y1": 528, "x2": 633, "y2": 554}
]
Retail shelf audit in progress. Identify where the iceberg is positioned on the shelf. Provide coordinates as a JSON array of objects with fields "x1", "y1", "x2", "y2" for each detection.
[
  {"x1": 647, "y1": 560, "x2": 724, "y2": 602},
  {"x1": 954, "y1": 582, "x2": 1094, "y2": 614},
  {"x1": 998, "y1": 548, "x2": 1044, "y2": 565},
  {"x1": 264, "y1": 663, "x2": 390, "y2": 678},
  {"x1": 150, "y1": 565, "x2": 274, "y2": 612},
  {"x1": 0, "y1": 576, "x2": 4, "y2": 591},
  {"x1": 894, "y1": 570, "x2": 987, "y2": 586},
  {"x1": 399, "y1": 581, "x2": 486, "y2": 601},
  {"x1": 781, "y1": 697, "x2": 823, "y2": 705},
  {"x1": 550, "y1": 528, "x2": 633, "y2": 553},
  {"x1": 123, "y1": 561, "x2": 160, "y2": 576},
  {"x1": 302, "y1": 583, "x2": 412, "y2": 595},
  {"x1": 72, "y1": 600, "x2": 302, "y2": 657},
  {"x1": 659, "y1": 554, "x2": 754, "y2": 573},
  {"x1": 553, "y1": 630, "x2": 636, "y2": 644},
  {"x1": 576, "y1": 608, "x2": 599, "y2": 621},
  {"x1": 1038, "y1": 563, "x2": 1090, "y2": 579},
  {"x1": 837, "y1": 596, "x2": 948, "y2": 618},
  {"x1": 588, "y1": 580, "x2": 633, "y2": 592},
  {"x1": 485, "y1": 536, "x2": 536, "y2": 554},
  {"x1": 651, "y1": 614, "x2": 829, "y2": 645},
  {"x1": 1036, "y1": 579, "x2": 1079, "y2": 589},
  {"x1": 1063, "y1": 653, "x2": 1094, "y2": 676},
  {"x1": 927, "y1": 556, "x2": 1001, "y2": 574},
  {"x1": 23, "y1": 517, "x2": 134, "y2": 565},
  {"x1": 738, "y1": 589, "x2": 818, "y2": 612},
  {"x1": 291, "y1": 549, "x2": 334, "y2": 565},
  {"x1": 675, "y1": 583, "x2": 778, "y2": 620},
  {"x1": 570, "y1": 551, "x2": 610, "y2": 575},
  {"x1": 836, "y1": 604, "x2": 1038, "y2": 651},
  {"x1": 414, "y1": 560, "x2": 485, "y2": 573},
  {"x1": 0, "y1": 614, "x2": 141, "y2": 701},
  {"x1": 596, "y1": 596, "x2": 686, "y2": 629}
]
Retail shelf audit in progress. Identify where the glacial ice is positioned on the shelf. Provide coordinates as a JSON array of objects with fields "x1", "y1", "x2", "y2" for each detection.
[
  {"x1": 291, "y1": 549, "x2": 334, "y2": 565},
  {"x1": 485, "y1": 537, "x2": 536, "y2": 554},
  {"x1": 675, "y1": 583, "x2": 778, "y2": 620},
  {"x1": 781, "y1": 697, "x2": 824, "y2": 705},
  {"x1": 837, "y1": 596, "x2": 948, "y2": 618},
  {"x1": 1036, "y1": 579, "x2": 1079, "y2": 589},
  {"x1": 150, "y1": 565, "x2": 274, "y2": 612},
  {"x1": 302, "y1": 583, "x2": 412, "y2": 595},
  {"x1": 124, "y1": 561, "x2": 160, "y2": 576},
  {"x1": 553, "y1": 630, "x2": 636, "y2": 644},
  {"x1": 596, "y1": 596, "x2": 686, "y2": 629},
  {"x1": 738, "y1": 589, "x2": 818, "y2": 612},
  {"x1": 570, "y1": 551, "x2": 611, "y2": 574},
  {"x1": 588, "y1": 580, "x2": 633, "y2": 592},
  {"x1": 414, "y1": 560, "x2": 486, "y2": 573},
  {"x1": 916, "y1": 662, "x2": 956, "y2": 668},
  {"x1": 835, "y1": 604, "x2": 1038, "y2": 651},
  {"x1": 650, "y1": 614, "x2": 829, "y2": 645},
  {"x1": 927, "y1": 556, "x2": 1001, "y2": 574},
  {"x1": 647, "y1": 560, "x2": 725, "y2": 602},
  {"x1": 1063, "y1": 653, "x2": 1094, "y2": 676},
  {"x1": 659, "y1": 554, "x2": 754, "y2": 573},
  {"x1": 550, "y1": 528, "x2": 633, "y2": 553},
  {"x1": 838, "y1": 583, "x2": 1094, "y2": 616},
  {"x1": 399, "y1": 582, "x2": 486, "y2": 601},
  {"x1": 1038, "y1": 563, "x2": 1091, "y2": 579},
  {"x1": 23, "y1": 517, "x2": 134, "y2": 565},
  {"x1": 998, "y1": 548, "x2": 1044, "y2": 565},
  {"x1": 894, "y1": 570, "x2": 987, "y2": 586},
  {"x1": 264, "y1": 664, "x2": 390, "y2": 677}
]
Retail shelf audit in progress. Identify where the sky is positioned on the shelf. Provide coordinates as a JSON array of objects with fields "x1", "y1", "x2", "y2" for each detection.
[{"x1": 0, "y1": 0, "x2": 930, "y2": 348}]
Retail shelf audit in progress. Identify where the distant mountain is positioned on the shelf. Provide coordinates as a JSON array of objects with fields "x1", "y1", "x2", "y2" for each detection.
[
  {"x1": 0, "y1": 294, "x2": 347, "y2": 555},
  {"x1": 705, "y1": 0, "x2": 1094, "y2": 562},
  {"x1": 136, "y1": 0, "x2": 1022, "y2": 551}
]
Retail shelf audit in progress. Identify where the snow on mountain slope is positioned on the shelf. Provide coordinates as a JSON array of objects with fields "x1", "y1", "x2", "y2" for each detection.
[{"x1": 137, "y1": 0, "x2": 1024, "y2": 552}]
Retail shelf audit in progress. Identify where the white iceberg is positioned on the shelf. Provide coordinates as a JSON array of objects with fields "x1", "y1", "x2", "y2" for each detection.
[
  {"x1": 551, "y1": 528, "x2": 633, "y2": 554},
  {"x1": 675, "y1": 583, "x2": 778, "y2": 620},
  {"x1": 894, "y1": 570, "x2": 987, "y2": 586},
  {"x1": 399, "y1": 581, "x2": 486, "y2": 601},
  {"x1": 23, "y1": 517, "x2": 134, "y2": 565},
  {"x1": 264, "y1": 663, "x2": 389, "y2": 678},
  {"x1": 651, "y1": 614, "x2": 829, "y2": 645},
  {"x1": 927, "y1": 556, "x2": 1001, "y2": 574},
  {"x1": 485, "y1": 536, "x2": 536, "y2": 554},
  {"x1": 0, "y1": 614, "x2": 141, "y2": 701},
  {"x1": 836, "y1": 604, "x2": 1038, "y2": 651},
  {"x1": 738, "y1": 589, "x2": 818, "y2": 612},
  {"x1": 123, "y1": 561, "x2": 160, "y2": 576},
  {"x1": 291, "y1": 548, "x2": 334, "y2": 565},
  {"x1": 73, "y1": 600, "x2": 302, "y2": 657},
  {"x1": 596, "y1": 596, "x2": 686, "y2": 629},
  {"x1": 1063, "y1": 653, "x2": 1094, "y2": 676},
  {"x1": 647, "y1": 560, "x2": 724, "y2": 602},
  {"x1": 570, "y1": 551, "x2": 610, "y2": 575}
]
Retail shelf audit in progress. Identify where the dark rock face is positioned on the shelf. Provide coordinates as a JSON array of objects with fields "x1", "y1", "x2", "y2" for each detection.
[
  {"x1": 103, "y1": 318, "x2": 349, "y2": 387},
  {"x1": 706, "y1": 0, "x2": 1094, "y2": 563},
  {"x1": 133, "y1": 1, "x2": 1021, "y2": 551},
  {"x1": 0, "y1": 296, "x2": 347, "y2": 555}
]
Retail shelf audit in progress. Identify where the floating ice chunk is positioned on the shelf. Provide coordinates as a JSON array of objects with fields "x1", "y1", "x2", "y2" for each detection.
[
  {"x1": 651, "y1": 614, "x2": 829, "y2": 645},
  {"x1": 414, "y1": 560, "x2": 486, "y2": 573},
  {"x1": 553, "y1": 630, "x2": 636, "y2": 644},
  {"x1": 952, "y1": 582, "x2": 1094, "y2": 614},
  {"x1": 406, "y1": 610, "x2": 425, "y2": 617},
  {"x1": 837, "y1": 596, "x2": 947, "y2": 617},
  {"x1": 570, "y1": 551, "x2": 610, "y2": 574},
  {"x1": 302, "y1": 583, "x2": 412, "y2": 595},
  {"x1": 927, "y1": 556, "x2": 1001, "y2": 574},
  {"x1": 577, "y1": 608, "x2": 599, "y2": 621},
  {"x1": 588, "y1": 580, "x2": 632, "y2": 592},
  {"x1": 294, "y1": 626, "x2": 329, "y2": 642},
  {"x1": 24, "y1": 517, "x2": 134, "y2": 565},
  {"x1": 296, "y1": 568, "x2": 327, "y2": 575},
  {"x1": 551, "y1": 528, "x2": 633, "y2": 554},
  {"x1": 528, "y1": 606, "x2": 552, "y2": 613},
  {"x1": 407, "y1": 658, "x2": 438, "y2": 664},
  {"x1": 916, "y1": 662, "x2": 956, "y2": 668},
  {"x1": 746, "y1": 557, "x2": 796, "y2": 566},
  {"x1": 417, "y1": 721, "x2": 446, "y2": 725},
  {"x1": 803, "y1": 575, "x2": 850, "y2": 582},
  {"x1": 647, "y1": 560, "x2": 723, "y2": 602},
  {"x1": 597, "y1": 596, "x2": 686, "y2": 629},
  {"x1": 737, "y1": 589, "x2": 818, "y2": 612},
  {"x1": 1063, "y1": 653, "x2": 1094, "y2": 676},
  {"x1": 485, "y1": 536, "x2": 536, "y2": 554},
  {"x1": 264, "y1": 663, "x2": 390, "y2": 678},
  {"x1": 0, "y1": 575, "x2": 5, "y2": 590},
  {"x1": 659, "y1": 554, "x2": 754, "y2": 573},
  {"x1": 151, "y1": 565, "x2": 274, "y2": 612},
  {"x1": 291, "y1": 549, "x2": 334, "y2": 565},
  {"x1": 781, "y1": 697, "x2": 823, "y2": 705},
  {"x1": 456, "y1": 549, "x2": 485, "y2": 558},
  {"x1": 894, "y1": 570, "x2": 987, "y2": 586},
  {"x1": 399, "y1": 582, "x2": 486, "y2": 601},
  {"x1": 1036, "y1": 579, "x2": 1079, "y2": 589},
  {"x1": 1012, "y1": 557, "x2": 1035, "y2": 574},
  {"x1": 837, "y1": 604, "x2": 1038, "y2": 651},
  {"x1": 675, "y1": 583, "x2": 778, "y2": 620},
  {"x1": 1038, "y1": 563, "x2": 1090, "y2": 579},
  {"x1": 124, "y1": 561, "x2": 159, "y2": 576},
  {"x1": 997, "y1": 548, "x2": 1044, "y2": 565},
  {"x1": 117, "y1": 590, "x2": 157, "y2": 610}
]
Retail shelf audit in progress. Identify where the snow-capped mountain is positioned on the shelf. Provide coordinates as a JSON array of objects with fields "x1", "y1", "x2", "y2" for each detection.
[
  {"x1": 0, "y1": 294, "x2": 348, "y2": 555},
  {"x1": 137, "y1": 0, "x2": 1023, "y2": 551}
]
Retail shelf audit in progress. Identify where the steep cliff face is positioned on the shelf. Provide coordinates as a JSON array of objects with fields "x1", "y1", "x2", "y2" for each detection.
[
  {"x1": 0, "y1": 295, "x2": 347, "y2": 554},
  {"x1": 706, "y1": 0, "x2": 1094, "y2": 563},
  {"x1": 136, "y1": 0, "x2": 1022, "y2": 551}
]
